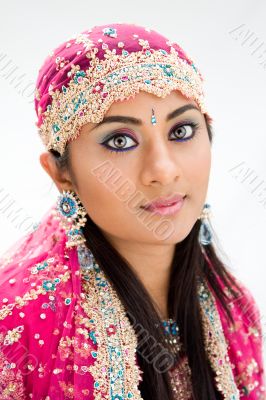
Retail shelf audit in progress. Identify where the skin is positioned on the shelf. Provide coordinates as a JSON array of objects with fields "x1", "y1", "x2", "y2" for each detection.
[{"x1": 40, "y1": 90, "x2": 212, "y2": 319}]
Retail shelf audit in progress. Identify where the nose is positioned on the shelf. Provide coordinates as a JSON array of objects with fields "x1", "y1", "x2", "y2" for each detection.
[{"x1": 140, "y1": 135, "x2": 182, "y2": 186}]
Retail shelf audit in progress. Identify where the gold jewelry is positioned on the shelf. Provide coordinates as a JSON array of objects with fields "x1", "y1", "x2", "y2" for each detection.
[{"x1": 55, "y1": 190, "x2": 87, "y2": 248}]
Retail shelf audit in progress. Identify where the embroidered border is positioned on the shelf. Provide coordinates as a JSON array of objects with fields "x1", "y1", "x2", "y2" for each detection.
[
  {"x1": 78, "y1": 244, "x2": 142, "y2": 400},
  {"x1": 198, "y1": 280, "x2": 240, "y2": 400}
]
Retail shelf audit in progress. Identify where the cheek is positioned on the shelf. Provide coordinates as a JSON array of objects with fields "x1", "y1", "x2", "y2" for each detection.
[
  {"x1": 176, "y1": 144, "x2": 211, "y2": 234},
  {"x1": 183, "y1": 146, "x2": 211, "y2": 228},
  {"x1": 74, "y1": 157, "x2": 135, "y2": 228},
  {"x1": 69, "y1": 142, "x2": 139, "y2": 227},
  {"x1": 186, "y1": 140, "x2": 211, "y2": 190}
]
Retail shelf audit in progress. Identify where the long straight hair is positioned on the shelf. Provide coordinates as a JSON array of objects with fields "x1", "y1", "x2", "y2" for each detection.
[{"x1": 50, "y1": 115, "x2": 244, "y2": 399}]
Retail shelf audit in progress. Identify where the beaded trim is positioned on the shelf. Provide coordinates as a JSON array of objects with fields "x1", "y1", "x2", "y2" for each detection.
[
  {"x1": 38, "y1": 46, "x2": 207, "y2": 155},
  {"x1": 198, "y1": 281, "x2": 240, "y2": 400},
  {"x1": 78, "y1": 244, "x2": 143, "y2": 399},
  {"x1": 77, "y1": 244, "x2": 240, "y2": 400}
]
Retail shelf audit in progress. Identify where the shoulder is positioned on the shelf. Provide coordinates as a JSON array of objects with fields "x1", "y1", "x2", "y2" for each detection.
[
  {"x1": 0, "y1": 205, "x2": 81, "y2": 346},
  {"x1": 224, "y1": 273, "x2": 263, "y2": 340},
  {"x1": 217, "y1": 272, "x2": 266, "y2": 398},
  {"x1": 0, "y1": 250, "x2": 74, "y2": 322},
  {"x1": 0, "y1": 249, "x2": 77, "y2": 393}
]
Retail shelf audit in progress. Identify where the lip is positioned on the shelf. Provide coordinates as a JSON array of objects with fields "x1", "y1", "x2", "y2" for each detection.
[
  {"x1": 141, "y1": 194, "x2": 186, "y2": 216},
  {"x1": 142, "y1": 194, "x2": 186, "y2": 208}
]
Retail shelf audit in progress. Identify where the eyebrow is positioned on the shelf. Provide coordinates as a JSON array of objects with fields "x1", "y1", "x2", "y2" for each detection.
[{"x1": 90, "y1": 104, "x2": 201, "y2": 131}]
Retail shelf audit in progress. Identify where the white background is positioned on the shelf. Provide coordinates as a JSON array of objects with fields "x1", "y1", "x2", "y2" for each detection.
[{"x1": 0, "y1": 0, "x2": 265, "y2": 365}]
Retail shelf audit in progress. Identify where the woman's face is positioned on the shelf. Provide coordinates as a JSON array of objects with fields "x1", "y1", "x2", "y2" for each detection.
[{"x1": 67, "y1": 90, "x2": 211, "y2": 246}]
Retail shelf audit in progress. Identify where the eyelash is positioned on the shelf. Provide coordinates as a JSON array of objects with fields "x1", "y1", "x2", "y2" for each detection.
[{"x1": 100, "y1": 121, "x2": 200, "y2": 155}]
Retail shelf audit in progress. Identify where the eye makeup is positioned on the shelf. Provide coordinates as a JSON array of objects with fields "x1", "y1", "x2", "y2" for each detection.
[{"x1": 98, "y1": 119, "x2": 201, "y2": 155}]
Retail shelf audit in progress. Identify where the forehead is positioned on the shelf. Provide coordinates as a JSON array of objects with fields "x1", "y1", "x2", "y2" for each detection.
[
  {"x1": 104, "y1": 90, "x2": 199, "y2": 116},
  {"x1": 78, "y1": 90, "x2": 201, "y2": 136}
]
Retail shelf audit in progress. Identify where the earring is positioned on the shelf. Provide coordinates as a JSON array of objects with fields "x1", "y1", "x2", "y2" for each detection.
[
  {"x1": 151, "y1": 108, "x2": 157, "y2": 125},
  {"x1": 198, "y1": 203, "x2": 212, "y2": 246},
  {"x1": 56, "y1": 190, "x2": 87, "y2": 248}
]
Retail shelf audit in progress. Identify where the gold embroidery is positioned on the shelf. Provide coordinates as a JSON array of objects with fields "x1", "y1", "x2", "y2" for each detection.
[
  {"x1": 2, "y1": 325, "x2": 24, "y2": 346},
  {"x1": 0, "y1": 287, "x2": 47, "y2": 320},
  {"x1": 168, "y1": 355, "x2": 193, "y2": 399},
  {"x1": 58, "y1": 381, "x2": 75, "y2": 399},
  {"x1": 0, "y1": 348, "x2": 26, "y2": 399},
  {"x1": 0, "y1": 257, "x2": 71, "y2": 320},
  {"x1": 39, "y1": 47, "x2": 207, "y2": 155},
  {"x1": 199, "y1": 281, "x2": 240, "y2": 400},
  {"x1": 79, "y1": 246, "x2": 143, "y2": 399}
]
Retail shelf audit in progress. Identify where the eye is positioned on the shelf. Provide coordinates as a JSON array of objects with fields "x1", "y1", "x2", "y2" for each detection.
[
  {"x1": 100, "y1": 130, "x2": 138, "y2": 153},
  {"x1": 169, "y1": 122, "x2": 199, "y2": 141}
]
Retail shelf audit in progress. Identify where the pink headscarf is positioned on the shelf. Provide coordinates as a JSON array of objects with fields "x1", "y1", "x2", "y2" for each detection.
[
  {"x1": 35, "y1": 23, "x2": 201, "y2": 123},
  {"x1": 34, "y1": 23, "x2": 212, "y2": 155}
]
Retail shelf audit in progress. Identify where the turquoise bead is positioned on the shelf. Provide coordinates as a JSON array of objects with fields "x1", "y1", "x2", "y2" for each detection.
[
  {"x1": 52, "y1": 124, "x2": 60, "y2": 133},
  {"x1": 91, "y1": 351, "x2": 97, "y2": 358}
]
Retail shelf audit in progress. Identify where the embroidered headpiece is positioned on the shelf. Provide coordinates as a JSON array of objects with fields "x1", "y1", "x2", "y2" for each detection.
[{"x1": 34, "y1": 23, "x2": 211, "y2": 156}]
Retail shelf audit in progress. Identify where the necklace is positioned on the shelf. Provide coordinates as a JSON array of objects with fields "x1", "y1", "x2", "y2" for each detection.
[{"x1": 155, "y1": 318, "x2": 183, "y2": 363}]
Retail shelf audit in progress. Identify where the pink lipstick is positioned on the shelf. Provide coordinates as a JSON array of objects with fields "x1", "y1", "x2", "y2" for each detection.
[{"x1": 141, "y1": 194, "x2": 186, "y2": 216}]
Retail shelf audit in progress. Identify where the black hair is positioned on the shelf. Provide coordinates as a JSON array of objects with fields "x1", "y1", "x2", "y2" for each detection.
[{"x1": 50, "y1": 114, "x2": 243, "y2": 399}]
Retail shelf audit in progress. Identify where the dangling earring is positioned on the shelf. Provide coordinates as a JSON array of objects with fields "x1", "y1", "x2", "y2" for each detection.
[
  {"x1": 198, "y1": 203, "x2": 212, "y2": 246},
  {"x1": 55, "y1": 190, "x2": 87, "y2": 248}
]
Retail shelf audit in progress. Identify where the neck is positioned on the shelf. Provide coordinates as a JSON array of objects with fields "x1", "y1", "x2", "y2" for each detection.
[{"x1": 103, "y1": 234, "x2": 175, "y2": 320}]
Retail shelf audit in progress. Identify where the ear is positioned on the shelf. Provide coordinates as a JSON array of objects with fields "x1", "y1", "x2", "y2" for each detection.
[{"x1": 39, "y1": 152, "x2": 73, "y2": 193}]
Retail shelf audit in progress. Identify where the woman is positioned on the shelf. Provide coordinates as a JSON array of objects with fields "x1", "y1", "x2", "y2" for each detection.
[{"x1": 0, "y1": 23, "x2": 265, "y2": 399}]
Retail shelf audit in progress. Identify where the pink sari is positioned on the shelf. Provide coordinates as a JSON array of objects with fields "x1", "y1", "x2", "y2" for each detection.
[{"x1": 0, "y1": 205, "x2": 265, "y2": 399}]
